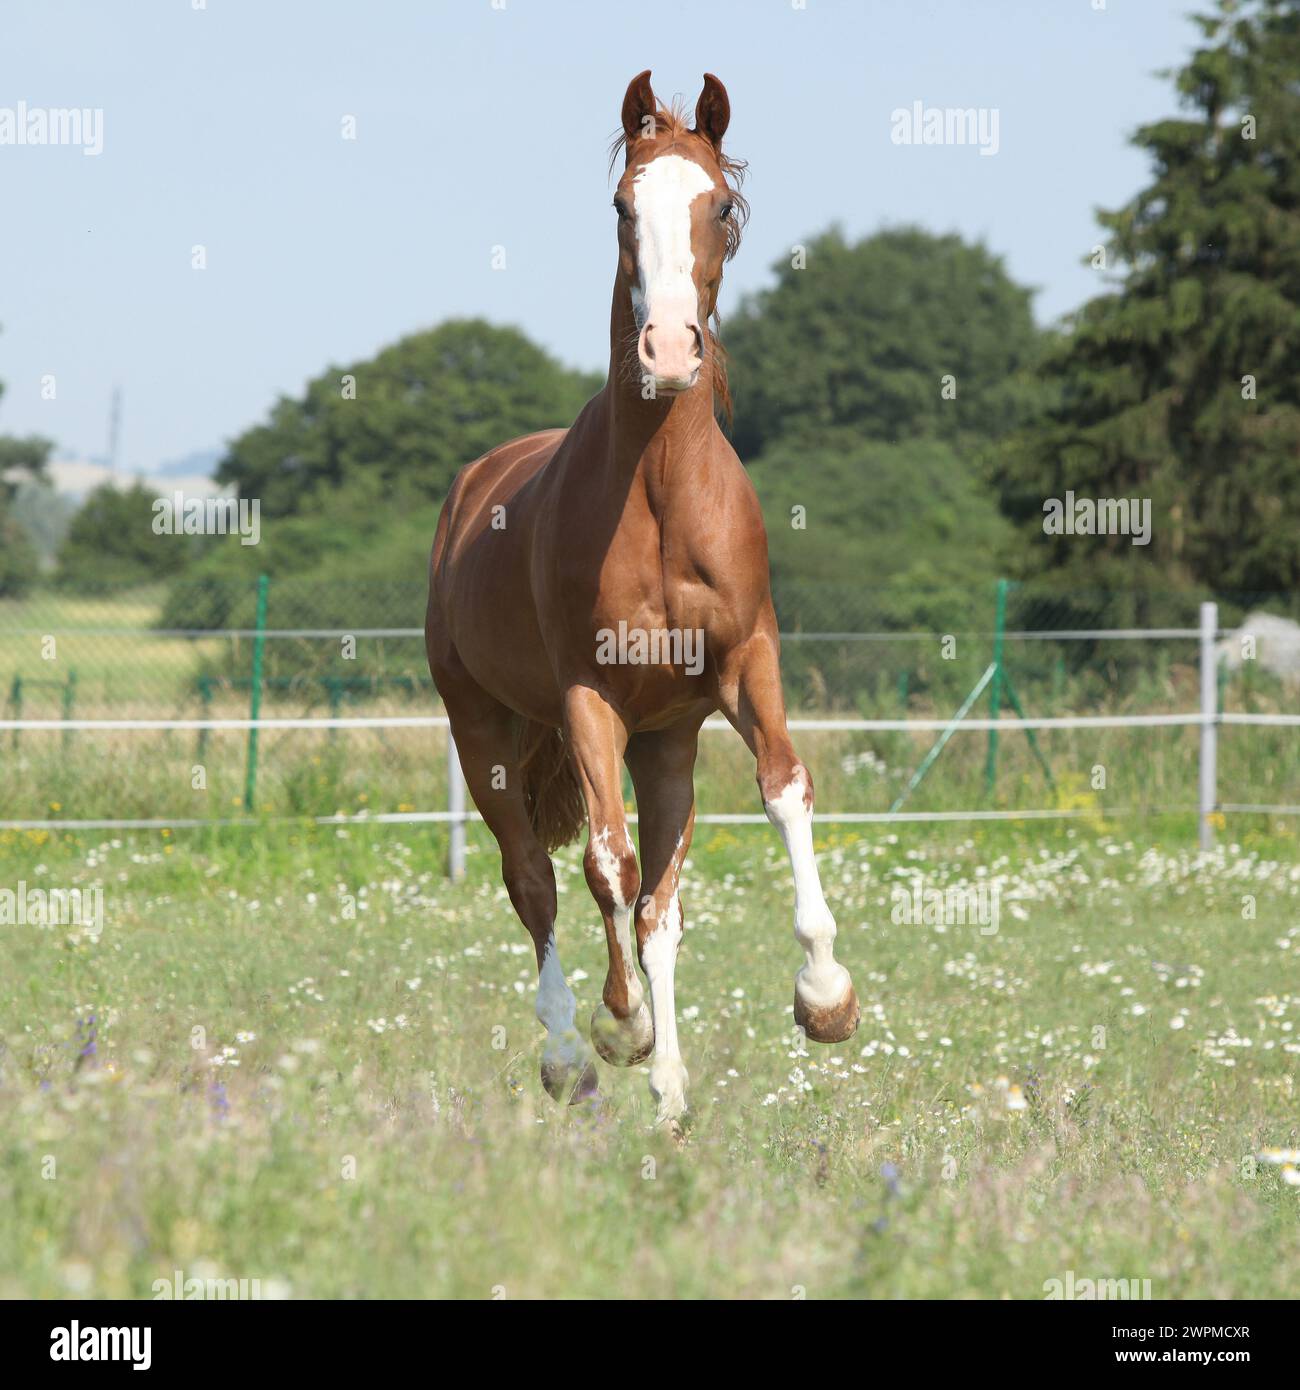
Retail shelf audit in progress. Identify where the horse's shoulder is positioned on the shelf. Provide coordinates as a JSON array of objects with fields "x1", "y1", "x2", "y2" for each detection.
[
  {"x1": 708, "y1": 433, "x2": 764, "y2": 512},
  {"x1": 454, "y1": 429, "x2": 567, "y2": 500}
]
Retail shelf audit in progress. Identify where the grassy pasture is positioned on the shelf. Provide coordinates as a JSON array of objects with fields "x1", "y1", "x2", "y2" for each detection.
[
  {"x1": 3, "y1": 585, "x2": 1298, "y2": 1298},
  {"x1": 2, "y1": 710, "x2": 1297, "y2": 831},
  {"x1": 1, "y1": 814, "x2": 1297, "y2": 1299}
]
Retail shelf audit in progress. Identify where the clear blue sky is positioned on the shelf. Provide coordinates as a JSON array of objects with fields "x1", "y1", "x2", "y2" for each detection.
[{"x1": 0, "y1": 0, "x2": 1203, "y2": 474}]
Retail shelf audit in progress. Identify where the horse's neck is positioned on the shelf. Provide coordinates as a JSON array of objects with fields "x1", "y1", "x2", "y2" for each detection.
[{"x1": 602, "y1": 284, "x2": 717, "y2": 495}]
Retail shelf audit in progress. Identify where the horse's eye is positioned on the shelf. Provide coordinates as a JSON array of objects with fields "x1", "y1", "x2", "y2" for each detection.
[
  {"x1": 614, "y1": 201, "x2": 630, "y2": 222},
  {"x1": 719, "y1": 203, "x2": 733, "y2": 222}
]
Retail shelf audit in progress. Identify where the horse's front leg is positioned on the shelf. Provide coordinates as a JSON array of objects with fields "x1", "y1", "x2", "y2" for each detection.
[
  {"x1": 718, "y1": 634, "x2": 860, "y2": 1044},
  {"x1": 564, "y1": 685, "x2": 655, "y2": 1067},
  {"x1": 625, "y1": 724, "x2": 701, "y2": 1128}
]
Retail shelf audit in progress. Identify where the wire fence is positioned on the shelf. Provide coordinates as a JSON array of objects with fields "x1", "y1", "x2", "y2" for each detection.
[
  {"x1": 5, "y1": 576, "x2": 1297, "y2": 709},
  {"x1": 1, "y1": 577, "x2": 1298, "y2": 846}
]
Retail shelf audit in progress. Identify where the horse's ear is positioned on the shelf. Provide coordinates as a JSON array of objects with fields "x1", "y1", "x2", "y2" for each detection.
[
  {"x1": 693, "y1": 73, "x2": 730, "y2": 151},
  {"x1": 621, "y1": 69, "x2": 657, "y2": 144}
]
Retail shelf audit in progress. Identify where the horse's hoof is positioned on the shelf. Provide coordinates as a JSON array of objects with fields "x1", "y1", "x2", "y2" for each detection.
[
  {"x1": 590, "y1": 1002, "x2": 655, "y2": 1067},
  {"x1": 650, "y1": 1057, "x2": 689, "y2": 1128},
  {"x1": 540, "y1": 1057, "x2": 600, "y2": 1105},
  {"x1": 794, "y1": 982, "x2": 860, "y2": 1044}
]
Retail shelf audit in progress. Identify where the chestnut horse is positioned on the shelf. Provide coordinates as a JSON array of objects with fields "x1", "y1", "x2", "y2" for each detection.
[{"x1": 426, "y1": 71, "x2": 858, "y2": 1126}]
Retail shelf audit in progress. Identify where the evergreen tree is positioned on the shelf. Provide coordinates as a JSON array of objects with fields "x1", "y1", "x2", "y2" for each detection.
[{"x1": 998, "y1": 0, "x2": 1300, "y2": 605}]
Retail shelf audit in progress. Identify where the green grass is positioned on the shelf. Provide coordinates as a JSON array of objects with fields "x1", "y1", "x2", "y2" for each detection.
[
  {"x1": 1, "y1": 815, "x2": 1298, "y2": 1299},
  {"x1": 2, "y1": 712, "x2": 1297, "y2": 828}
]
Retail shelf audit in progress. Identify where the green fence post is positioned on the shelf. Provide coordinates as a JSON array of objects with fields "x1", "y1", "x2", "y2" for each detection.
[
  {"x1": 890, "y1": 662, "x2": 998, "y2": 815},
  {"x1": 62, "y1": 670, "x2": 77, "y2": 751},
  {"x1": 197, "y1": 676, "x2": 213, "y2": 759},
  {"x1": 983, "y1": 578, "x2": 1008, "y2": 798},
  {"x1": 326, "y1": 677, "x2": 342, "y2": 740},
  {"x1": 9, "y1": 674, "x2": 20, "y2": 751},
  {"x1": 243, "y1": 574, "x2": 270, "y2": 812}
]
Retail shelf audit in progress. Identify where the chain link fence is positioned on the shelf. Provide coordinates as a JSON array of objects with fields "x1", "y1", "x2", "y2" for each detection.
[{"x1": 1, "y1": 577, "x2": 1297, "y2": 826}]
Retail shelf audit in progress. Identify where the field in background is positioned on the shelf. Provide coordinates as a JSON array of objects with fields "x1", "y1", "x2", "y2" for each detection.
[
  {"x1": 0, "y1": 588, "x2": 228, "y2": 708},
  {"x1": 1, "y1": 816, "x2": 1298, "y2": 1298}
]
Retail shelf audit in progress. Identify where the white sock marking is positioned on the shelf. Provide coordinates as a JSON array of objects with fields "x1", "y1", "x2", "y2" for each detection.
[
  {"x1": 535, "y1": 935, "x2": 585, "y2": 1069},
  {"x1": 641, "y1": 892, "x2": 688, "y2": 1123},
  {"x1": 764, "y1": 774, "x2": 851, "y2": 1010},
  {"x1": 591, "y1": 825, "x2": 644, "y2": 1012}
]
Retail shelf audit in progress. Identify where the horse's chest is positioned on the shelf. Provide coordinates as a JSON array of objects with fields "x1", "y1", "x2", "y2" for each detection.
[
  {"x1": 599, "y1": 524, "x2": 706, "y2": 627},
  {"x1": 560, "y1": 523, "x2": 715, "y2": 691}
]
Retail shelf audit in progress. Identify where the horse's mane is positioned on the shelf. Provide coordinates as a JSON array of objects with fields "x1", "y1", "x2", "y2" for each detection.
[{"x1": 608, "y1": 97, "x2": 749, "y2": 425}]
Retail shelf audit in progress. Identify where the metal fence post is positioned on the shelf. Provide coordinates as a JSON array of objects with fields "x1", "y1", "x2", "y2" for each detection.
[
  {"x1": 447, "y1": 730, "x2": 466, "y2": 881},
  {"x1": 62, "y1": 670, "x2": 77, "y2": 751},
  {"x1": 197, "y1": 676, "x2": 212, "y2": 760},
  {"x1": 983, "y1": 577, "x2": 1008, "y2": 797},
  {"x1": 1198, "y1": 600, "x2": 1218, "y2": 851},
  {"x1": 243, "y1": 574, "x2": 270, "y2": 812}
]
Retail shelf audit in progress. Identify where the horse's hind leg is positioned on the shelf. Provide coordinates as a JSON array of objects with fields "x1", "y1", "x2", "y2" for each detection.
[{"x1": 440, "y1": 683, "x2": 598, "y2": 1104}]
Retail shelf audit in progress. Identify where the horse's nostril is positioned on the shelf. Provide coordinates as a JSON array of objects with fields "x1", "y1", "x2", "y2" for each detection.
[{"x1": 690, "y1": 324, "x2": 704, "y2": 359}]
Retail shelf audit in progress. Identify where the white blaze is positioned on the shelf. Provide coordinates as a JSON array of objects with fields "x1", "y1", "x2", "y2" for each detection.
[{"x1": 630, "y1": 154, "x2": 714, "y2": 328}]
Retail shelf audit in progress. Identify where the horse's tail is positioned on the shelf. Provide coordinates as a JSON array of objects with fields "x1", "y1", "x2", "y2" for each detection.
[{"x1": 516, "y1": 718, "x2": 586, "y2": 852}]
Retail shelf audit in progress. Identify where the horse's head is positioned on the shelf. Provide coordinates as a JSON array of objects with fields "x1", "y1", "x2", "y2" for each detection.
[{"x1": 612, "y1": 70, "x2": 747, "y2": 398}]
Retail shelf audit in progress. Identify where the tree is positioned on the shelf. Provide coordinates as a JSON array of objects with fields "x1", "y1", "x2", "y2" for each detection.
[
  {"x1": 9, "y1": 477, "x2": 76, "y2": 570},
  {"x1": 749, "y1": 428, "x2": 1015, "y2": 631},
  {"x1": 0, "y1": 331, "x2": 56, "y2": 595},
  {"x1": 0, "y1": 434, "x2": 54, "y2": 501},
  {"x1": 723, "y1": 226, "x2": 1047, "y2": 461},
  {"x1": 158, "y1": 471, "x2": 438, "y2": 632},
  {"x1": 56, "y1": 481, "x2": 199, "y2": 592},
  {"x1": 217, "y1": 319, "x2": 602, "y2": 516},
  {"x1": 0, "y1": 441, "x2": 51, "y2": 597},
  {"x1": 719, "y1": 226, "x2": 1044, "y2": 596},
  {"x1": 0, "y1": 511, "x2": 38, "y2": 597},
  {"x1": 996, "y1": 0, "x2": 1300, "y2": 605}
]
